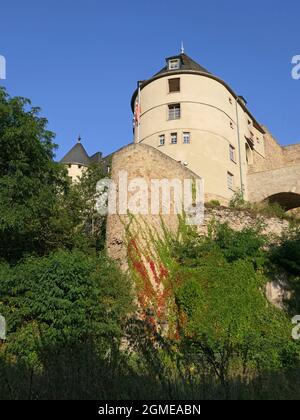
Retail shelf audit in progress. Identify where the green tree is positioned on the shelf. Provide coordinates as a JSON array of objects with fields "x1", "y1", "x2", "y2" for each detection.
[
  {"x1": 270, "y1": 230, "x2": 300, "y2": 314},
  {"x1": 0, "y1": 250, "x2": 133, "y2": 369},
  {"x1": 0, "y1": 87, "x2": 68, "y2": 262}
]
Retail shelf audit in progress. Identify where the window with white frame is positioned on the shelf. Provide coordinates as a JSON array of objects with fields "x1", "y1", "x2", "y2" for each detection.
[
  {"x1": 183, "y1": 132, "x2": 190, "y2": 144},
  {"x1": 227, "y1": 172, "x2": 234, "y2": 190},
  {"x1": 159, "y1": 134, "x2": 165, "y2": 146},
  {"x1": 168, "y1": 103, "x2": 181, "y2": 120},
  {"x1": 170, "y1": 133, "x2": 178, "y2": 144},
  {"x1": 229, "y1": 144, "x2": 236, "y2": 162},
  {"x1": 168, "y1": 59, "x2": 180, "y2": 70}
]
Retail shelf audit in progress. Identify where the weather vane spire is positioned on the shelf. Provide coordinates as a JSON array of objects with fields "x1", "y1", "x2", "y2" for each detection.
[{"x1": 181, "y1": 41, "x2": 185, "y2": 54}]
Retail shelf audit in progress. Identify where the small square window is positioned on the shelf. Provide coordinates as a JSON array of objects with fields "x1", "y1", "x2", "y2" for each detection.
[
  {"x1": 170, "y1": 133, "x2": 178, "y2": 144},
  {"x1": 168, "y1": 78, "x2": 180, "y2": 93},
  {"x1": 227, "y1": 172, "x2": 234, "y2": 190},
  {"x1": 168, "y1": 103, "x2": 181, "y2": 120},
  {"x1": 168, "y1": 59, "x2": 180, "y2": 70},
  {"x1": 183, "y1": 132, "x2": 190, "y2": 144},
  {"x1": 159, "y1": 135, "x2": 165, "y2": 146},
  {"x1": 230, "y1": 121, "x2": 234, "y2": 129},
  {"x1": 229, "y1": 145, "x2": 236, "y2": 162}
]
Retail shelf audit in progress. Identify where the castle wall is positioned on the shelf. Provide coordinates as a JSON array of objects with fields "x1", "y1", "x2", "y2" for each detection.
[
  {"x1": 247, "y1": 128, "x2": 300, "y2": 207},
  {"x1": 106, "y1": 143, "x2": 202, "y2": 267}
]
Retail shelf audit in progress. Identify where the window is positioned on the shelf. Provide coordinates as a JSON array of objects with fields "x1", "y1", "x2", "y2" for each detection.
[
  {"x1": 230, "y1": 121, "x2": 234, "y2": 129},
  {"x1": 245, "y1": 144, "x2": 253, "y2": 165},
  {"x1": 227, "y1": 172, "x2": 234, "y2": 190},
  {"x1": 229, "y1": 97, "x2": 233, "y2": 105},
  {"x1": 168, "y1": 78, "x2": 180, "y2": 93},
  {"x1": 159, "y1": 134, "x2": 165, "y2": 146},
  {"x1": 168, "y1": 59, "x2": 180, "y2": 70},
  {"x1": 183, "y1": 132, "x2": 190, "y2": 144},
  {"x1": 229, "y1": 145, "x2": 236, "y2": 162},
  {"x1": 168, "y1": 103, "x2": 181, "y2": 120},
  {"x1": 78, "y1": 165, "x2": 82, "y2": 169},
  {"x1": 170, "y1": 133, "x2": 178, "y2": 144}
]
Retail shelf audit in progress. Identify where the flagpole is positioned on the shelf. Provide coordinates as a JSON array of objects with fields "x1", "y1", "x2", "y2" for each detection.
[{"x1": 137, "y1": 82, "x2": 141, "y2": 143}]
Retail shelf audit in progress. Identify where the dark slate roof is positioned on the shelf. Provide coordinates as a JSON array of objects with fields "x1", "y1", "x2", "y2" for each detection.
[
  {"x1": 90, "y1": 152, "x2": 103, "y2": 163},
  {"x1": 60, "y1": 142, "x2": 91, "y2": 166},
  {"x1": 154, "y1": 53, "x2": 211, "y2": 77}
]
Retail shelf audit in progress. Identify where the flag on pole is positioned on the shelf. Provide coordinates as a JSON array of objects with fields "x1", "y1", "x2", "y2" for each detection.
[{"x1": 134, "y1": 83, "x2": 141, "y2": 127}]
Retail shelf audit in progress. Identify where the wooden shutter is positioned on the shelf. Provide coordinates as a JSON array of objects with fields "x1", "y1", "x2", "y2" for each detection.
[{"x1": 168, "y1": 78, "x2": 180, "y2": 92}]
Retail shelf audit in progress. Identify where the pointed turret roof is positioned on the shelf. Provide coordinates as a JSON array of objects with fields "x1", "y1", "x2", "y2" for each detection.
[
  {"x1": 60, "y1": 143, "x2": 90, "y2": 166},
  {"x1": 60, "y1": 138, "x2": 96, "y2": 166}
]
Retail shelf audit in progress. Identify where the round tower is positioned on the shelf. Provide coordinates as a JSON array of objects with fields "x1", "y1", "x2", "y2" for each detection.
[{"x1": 131, "y1": 52, "x2": 265, "y2": 204}]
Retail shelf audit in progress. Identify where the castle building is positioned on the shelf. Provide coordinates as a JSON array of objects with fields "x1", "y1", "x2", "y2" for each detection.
[
  {"x1": 61, "y1": 50, "x2": 300, "y2": 211},
  {"x1": 60, "y1": 136, "x2": 102, "y2": 181},
  {"x1": 131, "y1": 51, "x2": 265, "y2": 204}
]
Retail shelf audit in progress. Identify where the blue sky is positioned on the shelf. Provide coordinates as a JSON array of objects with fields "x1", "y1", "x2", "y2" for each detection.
[{"x1": 1, "y1": 0, "x2": 299, "y2": 160}]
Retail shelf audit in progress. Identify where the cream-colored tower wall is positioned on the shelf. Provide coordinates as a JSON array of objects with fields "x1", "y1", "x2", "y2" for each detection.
[
  {"x1": 134, "y1": 73, "x2": 264, "y2": 203},
  {"x1": 66, "y1": 164, "x2": 87, "y2": 182}
]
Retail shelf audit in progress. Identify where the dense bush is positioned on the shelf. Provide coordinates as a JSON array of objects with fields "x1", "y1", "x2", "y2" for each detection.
[
  {"x1": 270, "y1": 231, "x2": 300, "y2": 314},
  {"x1": 0, "y1": 250, "x2": 133, "y2": 370}
]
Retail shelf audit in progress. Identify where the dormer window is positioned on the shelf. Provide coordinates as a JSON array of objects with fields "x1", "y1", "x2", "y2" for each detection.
[{"x1": 168, "y1": 59, "x2": 180, "y2": 70}]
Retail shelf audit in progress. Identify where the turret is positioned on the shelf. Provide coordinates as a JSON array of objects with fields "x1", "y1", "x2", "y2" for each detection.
[{"x1": 131, "y1": 51, "x2": 265, "y2": 204}]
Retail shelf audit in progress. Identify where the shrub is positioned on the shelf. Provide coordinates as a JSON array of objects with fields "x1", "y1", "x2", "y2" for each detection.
[
  {"x1": 0, "y1": 250, "x2": 133, "y2": 369},
  {"x1": 207, "y1": 200, "x2": 221, "y2": 208}
]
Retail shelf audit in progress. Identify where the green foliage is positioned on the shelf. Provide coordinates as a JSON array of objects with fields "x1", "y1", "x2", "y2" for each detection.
[
  {"x1": 0, "y1": 250, "x2": 133, "y2": 368},
  {"x1": 229, "y1": 189, "x2": 247, "y2": 209},
  {"x1": 50, "y1": 162, "x2": 108, "y2": 253},
  {"x1": 271, "y1": 231, "x2": 300, "y2": 276},
  {"x1": 228, "y1": 189, "x2": 297, "y2": 223},
  {"x1": 253, "y1": 201, "x2": 287, "y2": 219},
  {"x1": 207, "y1": 199, "x2": 221, "y2": 208},
  {"x1": 170, "y1": 223, "x2": 300, "y2": 391},
  {"x1": 0, "y1": 87, "x2": 68, "y2": 262},
  {"x1": 211, "y1": 222, "x2": 266, "y2": 267},
  {"x1": 270, "y1": 231, "x2": 300, "y2": 314},
  {"x1": 171, "y1": 221, "x2": 266, "y2": 269}
]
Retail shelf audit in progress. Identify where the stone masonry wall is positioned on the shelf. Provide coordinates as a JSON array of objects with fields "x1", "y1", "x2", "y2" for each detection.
[
  {"x1": 247, "y1": 127, "x2": 300, "y2": 205},
  {"x1": 106, "y1": 143, "x2": 201, "y2": 267}
]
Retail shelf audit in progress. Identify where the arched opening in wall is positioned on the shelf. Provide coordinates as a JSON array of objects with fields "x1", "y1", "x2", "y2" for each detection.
[
  {"x1": 245, "y1": 143, "x2": 253, "y2": 165},
  {"x1": 264, "y1": 192, "x2": 300, "y2": 212}
]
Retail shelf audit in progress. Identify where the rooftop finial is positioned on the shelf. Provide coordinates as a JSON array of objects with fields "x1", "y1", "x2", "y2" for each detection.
[
  {"x1": 181, "y1": 41, "x2": 184, "y2": 54},
  {"x1": 77, "y1": 134, "x2": 81, "y2": 143}
]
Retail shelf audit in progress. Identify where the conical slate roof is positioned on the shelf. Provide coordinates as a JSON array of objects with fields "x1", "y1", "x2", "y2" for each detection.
[
  {"x1": 60, "y1": 142, "x2": 91, "y2": 165},
  {"x1": 154, "y1": 53, "x2": 211, "y2": 77}
]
